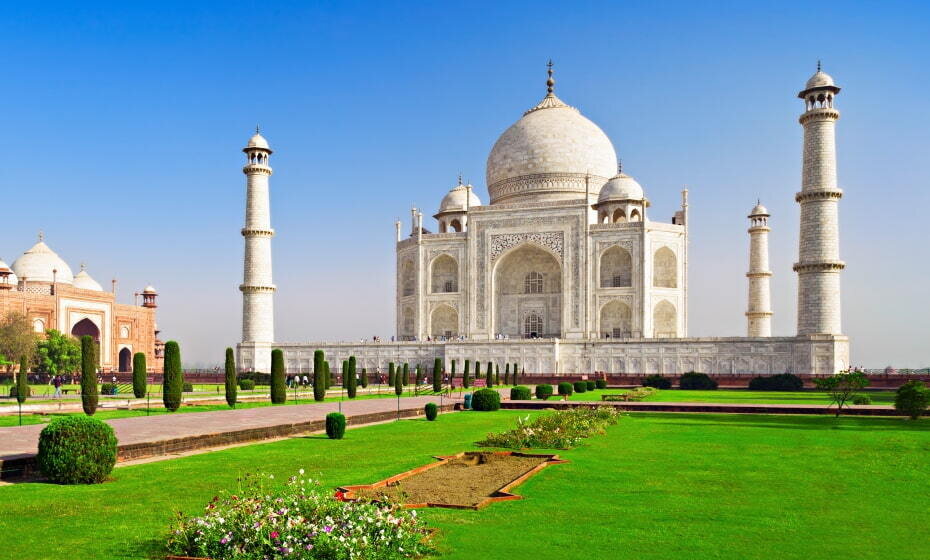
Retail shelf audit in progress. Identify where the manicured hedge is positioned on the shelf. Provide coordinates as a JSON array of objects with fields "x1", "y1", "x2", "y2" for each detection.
[
  {"x1": 679, "y1": 371, "x2": 718, "y2": 390},
  {"x1": 852, "y1": 394, "x2": 871, "y2": 405},
  {"x1": 239, "y1": 379, "x2": 256, "y2": 390},
  {"x1": 37, "y1": 416, "x2": 117, "y2": 484},
  {"x1": 510, "y1": 386, "x2": 531, "y2": 400},
  {"x1": 643, "y1": 374, "x2": 672, "y2": 390},
  {"x1": 325, "y1": 412, "x2": 346, "y2": 439},
  {"x1": 535, "y1": 384, "x2": 553, "y2": 400},
  {"x1": 895, "y1": 380, "x2": 929, "y2": 419},
  {"x1": 585, "y1": 380, "x2": 596, "y2": 391},
  {"x1": 558, "y1": 382, "x2": 573, "y2": 396},
  {"x1": 425, "y1": 402, "x2": 438, "y2": 421},
  {"x1": 748, "y1": 373, "x2": 804, "y2": 391},
  {"x1": 472, "y1": 388, "x2": 500, "y2": 411},
  {"x1": 595, "y1": 379, "x2": 607, "y2": 389},
  {"x1": 182, "y1": 382, "x2": 193, "y2": 393},
  {"x1": 573, "y1": 381, "x2": 587, "y2": 393}
]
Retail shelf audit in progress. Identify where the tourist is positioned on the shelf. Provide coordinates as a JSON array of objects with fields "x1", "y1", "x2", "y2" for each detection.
[{"x1": 52, "y1": 375, "x2": 63, "y2": 398}]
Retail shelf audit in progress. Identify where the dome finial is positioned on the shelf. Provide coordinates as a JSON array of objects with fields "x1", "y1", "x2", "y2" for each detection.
[
  {"x1": 817, "y1": 60, "x2": 822, "y2": 72},
  {"x1": 255, "y1": 124, "x2": 260, "y2": 134},
  {"x1": 546, "y1": 59, "x2": 555, "y2": 95},
  {"x1": 80, "y1": 262, "x2": 86, "y2": 271},
  {"x1": 458, "y1": 172, "x2": 463, "y2": 186},
  {"x1": 617, "y1": 159, "x2": 622, "y2": 174},
  {"x1": 38, "y1": 230, "x2": 44, "y2": 242}
]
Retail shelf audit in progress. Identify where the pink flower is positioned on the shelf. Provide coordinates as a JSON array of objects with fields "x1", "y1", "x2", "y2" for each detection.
[
  {"x1": 323, "y1": 525, "x2": 333, "y2": 533},
  {"x1": 270, "y1": 531, "x2": 280, "y2": 539}
]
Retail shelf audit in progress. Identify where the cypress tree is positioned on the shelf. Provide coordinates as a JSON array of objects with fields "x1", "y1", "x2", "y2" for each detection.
[
  {"x1": 505, "y1": 363, "x2": 511, "y2": 385},
  {"x1": 324, "y1": 361, "x2": 331, "y2": 391},
  {"x1": 224, "y1": 348, "x2": 237, "y2": 408},
  {"x1": 80, "y1": 335, "x2": 98, "y2": 415},
  {"x1": 415, "y1": 364, "x2": 421, "y2": 385},
  {"x1": 313, "y1": 350, "x2": 326, "y2": 401},
  {"x1": 463, "y1": 359, "x2": 471, "y2": 388},
  {"x1": 270, "y1": 349, "x2": 286, "y2": 404},
  {"x1": 133, "y1": 352, "x2": 147, "y2": 399},
  {"x1": 360, "y1": 367, "x2": 368, "y2": 388},
  {"x1": 495, "y1": 364, "x2": 500, "y2": 386},
  {"x1": 388, "y1": 362, "x2": 395, "y2": 387},
  {"x1": 514, "y1": 363, "x2": 520, "y2": 385},
  {"x1": 474, "y1": 361, "x2": 481, "y2": 386},
  {"x1": 451, "y1": 359, "x2": 457, "y2": 379},
  {"x1": 402, "y1": 363, "x2": 409, "y2": 386},
  {"x1": 487, "y1": 362, "x2": 493, "y2": 387},
  {"x1": 162, "y1": 340, "x2": 183, "y2": 412},
  {"x1": 16, "y1": 355, "x2": 28, "y2": 404},
  {"x1": 433, "y1": 357, "x2": 442, "y2": 392},
  {"x1": 342, "y1": 360, "x2": 349, "y2": 387},
  {"x1": 347, "y1": 356, "x2": 357, "y2": 398},
  {"x1": 394, "y1": 367, "x2": 403, "y2": 396}
]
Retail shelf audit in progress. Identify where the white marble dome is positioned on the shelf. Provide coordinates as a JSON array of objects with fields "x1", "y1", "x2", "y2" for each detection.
[
  {"x1": 598, "y1": 172, "x2": 644, "y2": 203},
  {"x1": 486, "y1": 92, "x2": 617, "y2": 204},
  {"x1": 805, "y1": 70, "x2": 835, "y2": 90},
  {"x1": 749, "y1": 202, "x2": 769, "y2": 216},
  {"x1": 438, "y1": 183, "x2": 482, "y2": 213},
  {"x1": 0, "y1": 258, "x2": 16, "y2": 287},
  {"x1": 247, "y1": 132, "x2": 270, "y2": 150},
  {"x1": 73, "y1": 264, "x2": 104, "y2": 291},
  {"x1": 11, "y1": 240, "x2": 74, "y2": 284}
]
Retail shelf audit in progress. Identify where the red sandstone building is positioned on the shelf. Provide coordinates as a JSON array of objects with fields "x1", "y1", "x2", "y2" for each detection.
[{"x1": 0, "y1": 235, "x2": 163, "y2": 372}]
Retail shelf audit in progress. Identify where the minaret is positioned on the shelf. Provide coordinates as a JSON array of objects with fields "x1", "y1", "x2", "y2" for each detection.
[
  {"x1": 746, "y1": 201, "x2": 773, "y2": 336},
  {"x1": 794, "y1": 64, "x2": 844, "y2": 335},
  {"x1": 239, "y1": 128, "x2": 276, "y2": 371}
]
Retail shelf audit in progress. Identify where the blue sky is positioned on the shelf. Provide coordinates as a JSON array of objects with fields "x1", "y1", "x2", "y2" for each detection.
[{"x1": 1, "y1": 1, "x2": 927, "y2": 367}]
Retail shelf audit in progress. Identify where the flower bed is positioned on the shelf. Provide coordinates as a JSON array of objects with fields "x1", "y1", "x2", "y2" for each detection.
[
  {"x1": 601, "y1": 387, "x2": 658, "y2": 402},
  {"x1": 166, "y1": 471, "x2": 433, "y2": 559},
  {"x1": 477, "y1": 406, "x2": 621, "y2": 449}
]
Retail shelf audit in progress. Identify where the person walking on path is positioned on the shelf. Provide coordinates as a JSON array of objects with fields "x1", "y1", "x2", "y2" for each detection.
[{"x1": 53, "y1": 375, "x2": 63, "y2": 398}]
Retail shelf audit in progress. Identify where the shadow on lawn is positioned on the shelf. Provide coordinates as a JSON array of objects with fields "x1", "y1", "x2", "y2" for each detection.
[{"x1": 641, "y1": 413, "x2": 929, "y2": 432}]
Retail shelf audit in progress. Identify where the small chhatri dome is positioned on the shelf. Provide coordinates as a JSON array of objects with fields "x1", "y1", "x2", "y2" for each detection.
[
  {"x1": 246, "y1": 126, "x2": 271, "y2": 150},
  {"x1": 598, "y1": 164, "x2": 645, "y2": 203},
  {"x1": 72, "y1": 263, "x2": 104, "y2": 291},
  {"x1": 143, "y1": 285, "x2": 157, "y2": 294},
  {"x1": 749, "y1": 200, "x2": 769, "y2": 216},
  {"x1": 438, "y1": 178, "x2": 482, "y2": 214},
  {"x1": 799, "y1": 62, "x2": 840, "y2": 98},
  {"x1": 11, "y1": 235, "x2": 74, "y2": 284},
  {"x1": 486, "y1": 61, "x2": 617, "y2": 204}
]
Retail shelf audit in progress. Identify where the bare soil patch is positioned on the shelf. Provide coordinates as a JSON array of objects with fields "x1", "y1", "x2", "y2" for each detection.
[{"x1": 340, "y1": 451, "x2": 565, "y2": 509}]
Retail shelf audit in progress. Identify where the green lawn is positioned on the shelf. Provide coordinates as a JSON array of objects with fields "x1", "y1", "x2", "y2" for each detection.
[
  {"x1": 0, "y1": 389, "x2": 439, "y2": 427},
  {"x1": 0, "y1": 411, "x2": 927, "y2": 559},
  {"x1": 563, "y1": 388, "x2": 897, "y2": 405}
]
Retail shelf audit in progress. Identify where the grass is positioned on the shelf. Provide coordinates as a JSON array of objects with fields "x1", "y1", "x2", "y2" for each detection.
[
  {"x1": 563, "y1": 388, "x2": 897, "y2": 405},
  {"x1": 0, "y1": 388, "x2": 443, "y2": 427},
  {"x1": 0, "y1": 410, "x2": 927, "y2": 559}
]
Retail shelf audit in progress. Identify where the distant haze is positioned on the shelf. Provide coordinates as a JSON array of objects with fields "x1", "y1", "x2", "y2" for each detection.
[{"x1": 1, "y1": 1, "x2": 927, "y2": 368}]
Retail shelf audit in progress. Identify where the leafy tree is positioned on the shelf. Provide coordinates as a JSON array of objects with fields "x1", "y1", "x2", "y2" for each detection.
[
  {"x1": 433, "y1": 357, "x2": 442, "y2": 392},
  {"x1": 347, "y1": 356, "x2": 357, "y2": 398},
  {"x1": 16, "y1": 355, "x2": 29, "y2": 403},
  {"x1": 80, "y1": 335, "x2": 98, "y2": 415},
  {"x1": 894, "y1": 380, "x2": 929, "y2": 420},
  {"x1": 270, "y1": 349, "x2": 286, "y2": 404},
  {"x1": 133, "y1": 352, "x2": 147, "y2": 399},
  {"x1": 813, "y1": 370, "x2": 870, "y2": 417},
  {"x1": 388, "y1": 362, "x2": 395, "y2": 387},
  {"x1": 313, "y1": 350, "x2": 325, "y2": 401},
  {"x1": 34, "y1": 329, "x2": 81, "y2": 376},
  {"x1": 0, "y1": 312, "x2": 35, "y2": 375},
  {"x1": 162, "y1": 341, "x2": 183, "y2": 412},
  {"x1": 223, "y1": 348, "x2": 236, "y2": 407}
]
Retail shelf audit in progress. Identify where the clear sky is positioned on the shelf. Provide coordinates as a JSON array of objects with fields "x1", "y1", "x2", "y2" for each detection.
[{"x1": 2, "y1": 1, "x2": 928, "y2": 367}]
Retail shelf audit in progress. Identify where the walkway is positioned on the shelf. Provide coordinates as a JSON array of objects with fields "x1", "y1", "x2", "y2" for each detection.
[{"x1": 0, "y1": 394, "x2": 454, "y2": 479}]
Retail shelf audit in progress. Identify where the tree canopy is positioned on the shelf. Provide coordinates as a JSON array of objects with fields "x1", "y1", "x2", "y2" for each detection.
[{"x1": 35, "y1": 329, "x2": 82, "y2": 375}]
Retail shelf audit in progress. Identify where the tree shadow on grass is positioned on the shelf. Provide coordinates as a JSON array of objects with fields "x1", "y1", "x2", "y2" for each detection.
[{"x1": 642, "y1": 413, "x2": 930, "y2": 433}]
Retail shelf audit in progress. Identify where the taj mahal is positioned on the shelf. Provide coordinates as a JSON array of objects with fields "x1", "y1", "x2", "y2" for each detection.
[{"x1": 237, "y1": 63, "x2": 849, "y2": 377}]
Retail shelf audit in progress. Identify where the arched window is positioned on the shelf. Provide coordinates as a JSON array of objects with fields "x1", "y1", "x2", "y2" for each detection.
[
  {"x1": 524, "y1": 312, "x2": 543, "y2": 338},
  {"x1": 612, "y1": 208, "x2": 626, "y2": 223},
  {"x1": 653, "y1": 300, "x2": 677, "y2": 338},
  {"x1": 32, "y1": 318, "x2": 45, "y2": 333},
  {"x1": 450, "y1": 219, "x2": 462, "y2": 232},
  {"x1": 629, "y1": 208, "x2": 641, "y2": 222},
  {"x1": 401, "y1": 260, "x2": 415, "y2": 296},
  {"x1": 600, "y1": 246, "x2": 632, "y2": 288},
  {"x1": 120, "y1": 325, "x2": 131, "y2": 339},
  {"x1": 524, "y1": 272, "x2": 544, "y2": 294},
  {"x1": 430, "y1": 255, "x2": 458, "y2": 293},
  {"x1": 653, "y1": 247, "x2": 677, "y2": 288}
]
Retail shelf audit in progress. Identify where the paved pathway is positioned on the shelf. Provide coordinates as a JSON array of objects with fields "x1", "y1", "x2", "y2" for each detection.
[{"x1": 0, "y1": 394, "x2": 454, "y2": 463}]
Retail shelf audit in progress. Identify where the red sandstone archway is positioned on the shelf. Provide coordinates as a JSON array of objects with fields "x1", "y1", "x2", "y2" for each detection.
[
  {"x1": 71, "y1": 318, "x2": 100, "y2": 342},
  {"x1": 118, "y1": 348, "x2": 132, "y2": 372}
]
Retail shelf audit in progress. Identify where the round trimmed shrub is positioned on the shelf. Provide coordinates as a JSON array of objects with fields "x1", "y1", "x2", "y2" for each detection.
[
  {"x1": 585, "y1": 380, "x2": 596, "y2": 391},
  {"x1": 643, "y1": 374, "x2": 671, "y2": 390},
  {"x1": 573, "y1": 381, "x2": 587, "y2": 393},
  {"x1": 595, "y1": 379, "x2": 607, "y2": 390},
  {"x1": 510, "y1": 386, "x2": 531, "y2": 400},
  {"x1": 748, "y1": 373, "x2": 804, "y2": 391},
  {"x1": 325, "y1": 412, "x2": 346, "y2": 439},
  {"x1": 425, "y1": 402, "x2": 438, "y2": 421},
  {"x1": 895, "y1": 380, "x2": 929, "y2": 420},
  {"x1": 9, "y1": 385, "x2": 31, "y2": 398},
  {"x1": 535, "y1": 384, "x2": 553, "y2": 400},
  {"x1": 472, "y1": 389, "x2": 500, "y2": 411},
  {"x1": 238, "y1": 379, "x2": 255, "y2": 390},
  {"x1": 37, "y1": 416, "x2": 117, "y2": 484},
  {"x1": 558, "y1": 382, "x2": 573, "y2": 396},
  {"x1": 182, "y1": 382, "x2": 193, "y2": 393},
  {"x1": 852, "y1": 394, "x2": 872, "y2": 405},
  {"x1": 679, "y1": 371, "x2": 718, "y2": 390},
  {"x1": 100, "y1": 383, "x2": 117, "y2": 395}
]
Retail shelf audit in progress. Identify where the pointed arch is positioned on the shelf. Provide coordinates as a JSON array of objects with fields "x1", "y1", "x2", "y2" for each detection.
[
  {"x1": 429, "y1": 305, "x2": 458, "y2": 338},
  {"x1": 612, "y1": 208, "x2": 627, "y2": 223},
  {"x1": 493, "y1": 243, "x2": 562, "y2": 338},
  {"x1": 600, "y1": 300, "x2": 632, "y2": 338},
  {"x1": 401, "y1": 259, "x2": 415, "y2": 296},
  {"x1": 600, "y1": 245, "x2": 632, "y2": 288},
  {"x1": 653, "y1": 246, "x2": 677, "y2": 288},
  {"x1": 430, "y1": 254, "x2": 458, "y2": 293},
  {"x1": 653, "y1": 300, "x2": 677, "y2": 338}
]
